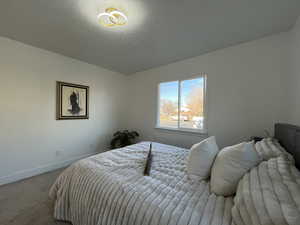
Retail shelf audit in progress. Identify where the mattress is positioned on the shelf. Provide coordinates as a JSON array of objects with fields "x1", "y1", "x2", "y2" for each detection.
[{"x1": 49, "y1": 142, "x2": 233, "y2": 225}]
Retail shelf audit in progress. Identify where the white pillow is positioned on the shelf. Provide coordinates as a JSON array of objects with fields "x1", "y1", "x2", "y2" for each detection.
[
  {"x1": 210, "y1": 141, "x2": 262, "y2": 196},
  {"x1": 186, "y1": 136, "x2": 219, "y2": 181}
]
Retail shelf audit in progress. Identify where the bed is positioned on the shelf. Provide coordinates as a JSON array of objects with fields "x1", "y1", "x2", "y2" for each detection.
[
  {"x1": 49, "y1": 123, "x2": 300, "y2": 225},
  {"x1": 50, "y1": 142, "x2": 233, "y2": 225}
]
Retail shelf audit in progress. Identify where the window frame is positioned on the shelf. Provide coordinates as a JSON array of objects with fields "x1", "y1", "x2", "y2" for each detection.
[{"x1": 156, "y1": 74, "x2": 207, "y2": 134}]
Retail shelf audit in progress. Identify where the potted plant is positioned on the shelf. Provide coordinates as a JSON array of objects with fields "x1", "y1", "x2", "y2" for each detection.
[{"x1": 110, "y1": 130, "x2": 140, "y2": 149}]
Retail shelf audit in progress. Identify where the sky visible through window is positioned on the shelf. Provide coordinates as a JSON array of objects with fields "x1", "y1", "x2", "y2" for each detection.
[
  {"x1": 159, "y1": 77, "x2": 204, "y2": 130},
  {"x1": 160, "y1": 81, "x2": 178, "y2": 102},
  {"x1": 160, "y1": 78, "x2": 203, "y2": 105}
]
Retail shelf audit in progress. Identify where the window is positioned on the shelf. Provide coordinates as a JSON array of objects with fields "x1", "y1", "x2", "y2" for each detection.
[{"x1": 157, "y1": 75, "x2": 206, "y2": 133}]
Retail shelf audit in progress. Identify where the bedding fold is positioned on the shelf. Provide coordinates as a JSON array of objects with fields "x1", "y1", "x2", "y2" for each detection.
[{"x1": 232, "y1": 155, "x2": 300, "y2": 225}]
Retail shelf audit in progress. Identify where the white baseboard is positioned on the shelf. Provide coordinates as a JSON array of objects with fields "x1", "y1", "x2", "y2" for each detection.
[{"x1": 0, "y1": 153, "x2": 96, "y2": 186}]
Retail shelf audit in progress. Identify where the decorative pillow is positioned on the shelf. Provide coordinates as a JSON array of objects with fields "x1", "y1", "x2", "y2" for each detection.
[
  {"x1": 210, "y1": 141, "x2": 262, "y2": 196},
  {"x1": 186, "y1": 136, "x2": 219, "y2": 181},
  {"x1": 232, "y1": 155, "x2": 300, "y2": 225},
  {"x1": 255, "y1": 138, "x2": 295, "y2": 163}
]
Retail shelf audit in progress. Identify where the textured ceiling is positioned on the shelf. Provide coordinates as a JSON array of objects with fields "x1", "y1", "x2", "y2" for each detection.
[{"x1": 0, "y1": 0, "x2": 299, "y2": 75}]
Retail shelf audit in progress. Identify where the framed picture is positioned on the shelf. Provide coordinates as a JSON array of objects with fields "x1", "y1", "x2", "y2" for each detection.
[{"x1": 56, "y1": 81, "x2": 89, "y2": 120}]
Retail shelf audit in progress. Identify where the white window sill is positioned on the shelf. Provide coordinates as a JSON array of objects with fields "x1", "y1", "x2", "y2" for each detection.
[{"x1": 155, "y1": 126, "x2": 208, "y2": 136}]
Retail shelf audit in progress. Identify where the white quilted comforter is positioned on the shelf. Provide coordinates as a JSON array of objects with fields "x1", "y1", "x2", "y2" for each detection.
[
  {"x1": 49, "y1": 142, "x2": 233, "y2": 225},
  {"x1": 232, "y1": 155, "x2": 300, "y2": 225}
]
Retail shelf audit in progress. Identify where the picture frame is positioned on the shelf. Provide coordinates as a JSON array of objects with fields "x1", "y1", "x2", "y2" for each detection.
[{"x1": 56, "y1": 81, "x2": 89, "y2": 120}]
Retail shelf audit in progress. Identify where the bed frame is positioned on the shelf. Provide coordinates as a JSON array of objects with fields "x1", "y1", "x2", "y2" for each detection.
[{"x1": 275, "y1": 123, "x2": 300, "y2": 169}]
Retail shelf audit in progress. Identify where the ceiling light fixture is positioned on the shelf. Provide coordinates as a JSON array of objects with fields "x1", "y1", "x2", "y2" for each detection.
[{"x1": 97, "y1": 8, "x2": 128, "y2": 27}]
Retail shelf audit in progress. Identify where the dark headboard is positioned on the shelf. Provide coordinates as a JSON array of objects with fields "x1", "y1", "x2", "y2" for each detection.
[{"x1": 275, "y1": 123, "x2": 300, "y2": 169}]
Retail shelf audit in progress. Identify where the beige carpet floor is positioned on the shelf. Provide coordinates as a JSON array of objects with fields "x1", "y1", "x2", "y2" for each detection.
[{"x1": 0, "y1": 169, "x2": 70, "y2": 225}]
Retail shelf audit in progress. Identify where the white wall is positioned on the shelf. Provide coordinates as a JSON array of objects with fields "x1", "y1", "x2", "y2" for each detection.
[
  {"x1": 126, "y1": 33, "x2": 289, "y2": 148},
  {"x1": 0, "y1": 37, "x2": 128, "y2": 184},
  {"x1": 286, "y1": 17, "x2": 300, "y2": 125},
  {"x1": 0, "y1": 24, "x2": 297, "y2": 185}
]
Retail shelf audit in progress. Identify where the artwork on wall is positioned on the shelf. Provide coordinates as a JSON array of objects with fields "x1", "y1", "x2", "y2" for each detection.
[{"x1": 56, "y1": 81, "x2": 89, "y2": 120}]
